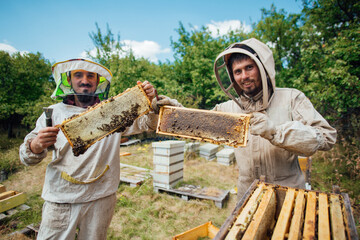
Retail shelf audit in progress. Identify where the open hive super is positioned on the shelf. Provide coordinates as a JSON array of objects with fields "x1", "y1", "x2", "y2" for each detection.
[
  {"x1": 157, "y1": 106, "x2": 251, "y2": 147},
  {"x1": 58, "y1": 85, "x2": 151, "y2": 156},
  {"x1": 214, "y1": 181, "x2": 358, "y2": 240}
]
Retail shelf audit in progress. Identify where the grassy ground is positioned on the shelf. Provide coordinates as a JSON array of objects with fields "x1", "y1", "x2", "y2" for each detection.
[
  {"x1": 108, "y1": 142, "x2": 238, "y2": 239},
  {"x1": 0, "y1": 141, "x2": 239, "y2": 239},
  {"x1": 0, "y1": 139, "x2": 359, "y2": 239}
]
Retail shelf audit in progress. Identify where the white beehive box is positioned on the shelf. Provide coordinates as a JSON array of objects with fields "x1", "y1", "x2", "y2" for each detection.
[
  {"x1": 216, "y1": 148, "x2": 235, "y2": 166},
  {"x1": 199, "y1": 143, "x2": 219, "y2": 161},
  {"x1": 152, "y1": 140, "x2": 185, "y2": 189}
]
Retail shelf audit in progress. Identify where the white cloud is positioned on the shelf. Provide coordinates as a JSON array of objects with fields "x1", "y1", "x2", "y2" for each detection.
[
  {"x1": 81, "y1": 40, "x2": 171, "y2": 63},
  {"x1": 0, "y1": 43, "x2": 29, "y2": 55},
  {"x1": 0, "y1": 43, "x2": 18, "y2": 54},
  {"x1": 206, "y1": 20, "x2": 252, "y2": 37},
  {"x1": 122, "y1": 40, "x2": 170, "y2": 62}
]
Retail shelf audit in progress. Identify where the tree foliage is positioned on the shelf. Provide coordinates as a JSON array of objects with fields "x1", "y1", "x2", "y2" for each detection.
[
  {"x1": 293, "y1": 0, "x2": 360, "y2": 139},
  {"x1": 87, "y1": 23, "x2": 124, "y2": 67},
  {"x1": 169, "y1": 22, "x2": 252, "y2": 109},
  {"x1": 0, "y1": 51, "x2": 52, "y2": 137},
  {"x1": 253, "y1": 5, "x2": 303, "y2": 88},
  {"x1": 87, "y1": 24, "x2": 166, "y2": 97}
]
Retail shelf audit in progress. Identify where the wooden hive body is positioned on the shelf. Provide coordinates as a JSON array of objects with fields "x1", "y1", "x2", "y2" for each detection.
[
  {"x1": 58, "y1": 85, "x2": 151, "y2": 156},
  {"x1": 215, "y1": 181, "x2": 358, "y2": 240},
  {"x1": 157, "y1": 106, "x2": 251, "y2": 147}
]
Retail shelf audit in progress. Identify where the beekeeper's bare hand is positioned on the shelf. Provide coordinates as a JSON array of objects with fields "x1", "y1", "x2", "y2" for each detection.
[
  {"x1": 250, "y1": 112, "x2": 276, "y2": 140},
  {"x1": 138, "y1": 81, "x2": 155, "y2": 102},
  {"x1": 30, "y1": 127, "x2": 59, "y2": 153},
  {"x1": 151, "y1": 95, "x2": 184, "y2": 114}
]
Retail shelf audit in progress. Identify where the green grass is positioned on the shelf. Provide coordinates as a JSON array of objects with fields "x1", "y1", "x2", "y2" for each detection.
[
  {"x1": 0, "y1": 134, "x2": 24, "y2": 175},
  {"x1": 0, "y1": 137, "x2": 359, "y2": 238}
]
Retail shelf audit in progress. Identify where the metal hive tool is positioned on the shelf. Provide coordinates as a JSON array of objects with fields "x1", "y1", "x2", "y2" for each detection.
[{"x1": 58, "y1": 85, "x2": 151, "y2": 156}]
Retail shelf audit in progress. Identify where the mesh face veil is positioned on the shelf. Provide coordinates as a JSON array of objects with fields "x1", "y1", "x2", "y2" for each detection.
[
  {"x1": 213, "y1": 38, "x2": 276, "y2": 111},
  {"x1": 51, "y1": 59, "x2": 113, "y2": 100}
]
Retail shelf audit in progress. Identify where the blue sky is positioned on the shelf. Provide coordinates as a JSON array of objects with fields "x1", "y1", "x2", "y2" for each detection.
[{"x1": 0, "y1": 0, "x2": 302, "y2": 64}]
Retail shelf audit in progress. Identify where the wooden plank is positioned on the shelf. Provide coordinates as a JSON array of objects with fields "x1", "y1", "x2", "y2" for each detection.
[
  {"x1": 208, "y1": 223, "x2": 220, "y2": 239},
  {"x1": 173, "y1": 223, "x2": 208, "y2": 240},
  {"x1": 0, "y1": 192, "x2": 27, "y2": 213},
  {"x1": 225, "y1": 183, "x2": 266, "y2": 240},
  {"x1": 242, "y1": 187, "x2": 276, "y2": 240},
  {"x1": 330, "y1": 194, "x2": 346, "y2": 240},
  {"x1": 172, "y1": 221, "x2": 219, "y2": 240},
  {"x1": 288, "y1": 190, "x2": 306, "y2": 240},
  {"x1": 341, "y1": 193, "x2": 359, "y2": 240},
  {"x1": 120, "y1": 163, "x2": 151, "y2": 187},
  {"x1": 213, "y1": 179, "x2": 259, "y2": 240},
  {"x1": 58, "y1": 85, "x2": 151, "y2": 156},
  {"x1": 271, "y1": 188, "x2": 296, "y2": 240},
  {"x1": 303, "y1": 191, "x2": 316, "y2": 240},
  {"x1": 0, "y1": 191, "x2": 16, "y2": 200},
  {"x1": 0, "y1": 185, "x2": 6, "y2": 193},
  {"x1": 155, "y1": 186, "x2": 229, "y2": 209},
  {"x1": 318, "y1": 193, "x2": 331, "y2": 240},
  {"x1": 157, "y1": 106, "x2": 251, "y2": 148},
  {"x1": 120, "y1": 152, "x2": 131, "y2": 157}
]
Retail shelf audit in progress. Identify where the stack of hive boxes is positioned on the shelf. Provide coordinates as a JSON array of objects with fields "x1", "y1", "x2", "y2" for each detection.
[
  {"x1": 184, "y1": 142, "x2": 200, "y2": 154},
  {"x1": 216, "y1": 148, "x2": 235, "y2": 166},
  {"x1": 199, "y1": 143, "x2": 219, "y2": 161},
  {"x1": 152, "y1": 140, "x2": 185, "y2": 189}
]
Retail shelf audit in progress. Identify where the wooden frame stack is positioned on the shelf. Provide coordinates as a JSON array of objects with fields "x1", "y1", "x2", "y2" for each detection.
[{"x1": 214, "y1": 181, "x2": 358, "y2": 240}]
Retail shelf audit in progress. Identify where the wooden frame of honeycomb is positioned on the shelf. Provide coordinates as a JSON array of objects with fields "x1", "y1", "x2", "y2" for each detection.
[
  {"x1": 58, "y1": 85, "x2": 151, "y2": 156},
  {"x1": 156, "y1": 106, "x2": 251, "y2": 147}
]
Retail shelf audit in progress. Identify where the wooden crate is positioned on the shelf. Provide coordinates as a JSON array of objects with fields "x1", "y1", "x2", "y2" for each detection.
[
  {"x1": 214, "y1": 180, "x2": 358, "y2": 240},
  {"x1": 298, "y1": 156, "x2": 312, "y2": 189},
  {"x1": 0, "y1": 185, "x2": 27, "y2": 213},
  {"x1": 172, "y1": 221, "x2": 219, "y2": 240},
  {"x1": 157, "y1": 106, "x2": 251, "y2": 148}
]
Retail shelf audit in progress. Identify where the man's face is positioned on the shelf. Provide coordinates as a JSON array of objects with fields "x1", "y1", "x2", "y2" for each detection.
[
  {"x1": 70, "y1": 70, "x2": 99, "y2": 94},
  {"x1": 232, "y1": 58, "x2": 262, "y2": 97}
]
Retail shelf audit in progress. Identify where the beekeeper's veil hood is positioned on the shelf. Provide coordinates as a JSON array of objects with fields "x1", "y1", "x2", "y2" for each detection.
[
  {"x1": 214, "y1": 38, "x2": 276, "y2": 112},
  {"x1": 51, "y1": 58, "x2": 112, "y2": 100}
]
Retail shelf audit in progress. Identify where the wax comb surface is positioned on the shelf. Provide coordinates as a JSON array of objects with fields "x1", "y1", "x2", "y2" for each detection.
[
  {"x1": 157, "y1": 106, "x2": 250, "y2": 147},
  {"x1": 59, "y1": 85, "x2": 151, "y2": 156}
]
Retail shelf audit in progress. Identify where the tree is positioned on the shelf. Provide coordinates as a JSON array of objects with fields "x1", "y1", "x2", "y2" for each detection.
[
  {"x1": 294, "y1": 0, "x2": 360, "y2": 139},
  {"x1": 87, "y1": 24, "x2": 168, "y2": 97},
  {"x1": 0, "y1": 51, "x2": 52, "y2": 137},
  {"x1": 108, "y1": 51, "x2": 166, "y2": 96},
  {"x1": 87, "y1": 23, "x2": 124, "y2": 67},
  {"x1": 253, "y1": 4, "x2": 303, "y2": 88},
  {"x1": 170, "y1": 22, "x2": 251, "y2": 109}
]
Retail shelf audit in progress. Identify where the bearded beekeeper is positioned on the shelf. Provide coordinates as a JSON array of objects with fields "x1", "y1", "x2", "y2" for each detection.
[
  {"x1": 213, "y1": 38, "x2": 337, "y2": 199},
  {"x1": 19, "y1": 58, "x2": 181, "y2": 239}
]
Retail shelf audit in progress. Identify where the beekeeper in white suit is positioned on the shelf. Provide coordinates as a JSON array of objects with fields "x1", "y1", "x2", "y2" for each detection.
[
  {"x1": 19, "y1": 58, "x2": 181, "y2": 239},
  {"x1": 213, "y1": 38, "x2": 337, "y2": 199}
]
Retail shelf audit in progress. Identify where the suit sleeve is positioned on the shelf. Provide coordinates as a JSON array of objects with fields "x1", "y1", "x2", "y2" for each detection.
[
  {"x1": 270, "y1": 91, "x2": 337, "y2": 156},
  {"x1": 19, "y1": 113, "x2": 48, "y2": 166}
]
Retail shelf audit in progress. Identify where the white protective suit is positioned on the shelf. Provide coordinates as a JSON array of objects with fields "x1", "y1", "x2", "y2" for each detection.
[
  {"x1": 213, "y1": 38, "x2": 337, "y2": 198},
  {"x1": 19, "y1": 102, "x2": 158, "y2": 239}
]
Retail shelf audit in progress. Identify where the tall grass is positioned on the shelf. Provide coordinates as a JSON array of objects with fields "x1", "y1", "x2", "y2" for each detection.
[{"x1": 0, "y1": 134, "x2": 24, "y2": 176}]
